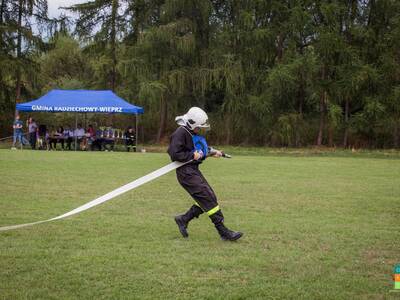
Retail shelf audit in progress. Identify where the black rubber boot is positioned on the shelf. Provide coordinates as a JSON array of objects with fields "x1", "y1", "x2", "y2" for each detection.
[
  {"x1": 175, "y1": 205, "x2": 203, "y2": 238},
  {"x1": 210, "y1": 210, "x2": 243, "y2": 241},
  {"x1": 215, "y1": 223, "x2": 243, "y2": 241}
]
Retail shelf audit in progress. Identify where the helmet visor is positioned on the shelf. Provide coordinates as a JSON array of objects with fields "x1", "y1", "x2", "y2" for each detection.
[
  {"x1": 199, "y1": 121, "x2": 210, "y2": 128},
  {"x1": 197, "y1": 120, "x2": 210, "y2": 130}
]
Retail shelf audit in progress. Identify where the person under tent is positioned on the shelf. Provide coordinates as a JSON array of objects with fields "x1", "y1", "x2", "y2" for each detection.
[
  {"x1": 37, "y1": 124, "x2": 47, "y2": 150},
  {"x1": 84, "y1": 124, "x2": 95, "y2": 151},
  {"x1": 91, "y1": 128, "x2": 103, "y2": 151},
  {"x1": 27, "y1": 117, "x2": 38, "y2": 150},
  {"x1": 102, "y1": 127, "x2": 115, "y2": 151},
  {"x1": 63, "y1": 126, "x2": 73, "y2": 150},
  {"x1": 73, "y1": 124, "x2": 85, "y2": 150},
  {"x1": 124, "y1": 126, "x2": 136, "y2": 152},
  {"x1": 47, "y1": 126, "x2": 57, "y2": 150}
]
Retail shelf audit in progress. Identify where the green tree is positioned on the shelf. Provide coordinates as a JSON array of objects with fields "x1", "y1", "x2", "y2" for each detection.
[
  {"x1": 0, "y1": 0, "x2": 47, "y2": 134},
  {"x1": 40, "y1": 34, "x2": 89, "y2": 91},
  {"x1": 66, "y1": 0, "x2": 128, "y2": 91}
]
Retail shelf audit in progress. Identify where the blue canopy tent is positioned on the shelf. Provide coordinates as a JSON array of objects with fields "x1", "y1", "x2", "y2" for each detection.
[{"x1": 16, "y1": 89, "x2": 144, "y2": 150}]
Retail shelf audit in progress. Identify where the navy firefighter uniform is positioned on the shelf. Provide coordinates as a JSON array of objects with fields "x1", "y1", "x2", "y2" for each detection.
[{"x1": 167, "y1": 107, "x2": 243, "y2": 241}]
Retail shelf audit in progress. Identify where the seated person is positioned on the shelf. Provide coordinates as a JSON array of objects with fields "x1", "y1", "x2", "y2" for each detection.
[
  {"x1": 124, "y1": 126, "x2": 136, "y2": 152},
  {"x1": 37, "y1": 124, "x2": 47, "y2": 150},
  {"x1": 47, "y1": 127, "x2": 58, "y2": 150},
  {"x1": 91, "y1": 128, "x2": 103, "y2": 151},
  {"x1": 63, "y1": 126, "x2": 73, "y2": 150},
  {"x1": 73, "y1": 124, "x2": 85, "y2": 150},
  {"x1": 55, "y1": 126, "x2": 64, "y2": 150},
  {"x1": 45, "y1": 131, "x2": 50, "y2": 150},
  {"x1": 83, "y1": 124, "x2": 95, "y2": 150},
  {"x1": 102, "y1": 127, "x2": 115, "y2": 151}
]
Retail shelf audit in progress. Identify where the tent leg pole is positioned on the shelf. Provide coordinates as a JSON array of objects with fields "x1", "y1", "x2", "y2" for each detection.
[
  {"x1": 135, "y1": 115, "x2": 138, "y2": 151},
  {"x1": 75, "y1": 114, "x2": 77, "y2": 151}
]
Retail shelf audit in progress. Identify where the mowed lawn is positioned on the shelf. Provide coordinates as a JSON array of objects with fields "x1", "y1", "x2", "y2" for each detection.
[{"x1": 0, "y1": 150, "x2": 399, "y2": 299}]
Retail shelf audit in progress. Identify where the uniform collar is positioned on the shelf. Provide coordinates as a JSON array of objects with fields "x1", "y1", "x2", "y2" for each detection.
[{"x1": 181, "y1": 126, "x2": 194, "y2": 136}]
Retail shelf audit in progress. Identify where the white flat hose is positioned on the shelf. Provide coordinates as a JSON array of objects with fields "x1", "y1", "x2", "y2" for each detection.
[{"x1": 0, "y1": 161, "x2": 187, "y2": 232}]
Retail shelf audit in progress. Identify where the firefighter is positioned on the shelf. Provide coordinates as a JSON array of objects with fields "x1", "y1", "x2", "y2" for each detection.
[{"x1": 167, "y1": 107, "x2": 243, "y2": 241}]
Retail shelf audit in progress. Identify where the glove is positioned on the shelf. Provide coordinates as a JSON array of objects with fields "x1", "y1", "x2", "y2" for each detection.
[{"x1": 193, "y1": 150, "x2": 203, "y2": 160}]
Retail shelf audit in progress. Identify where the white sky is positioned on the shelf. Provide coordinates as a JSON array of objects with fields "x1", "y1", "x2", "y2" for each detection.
[{"x1": 47, "y1": 0, "x2": 86, "y2": 18}]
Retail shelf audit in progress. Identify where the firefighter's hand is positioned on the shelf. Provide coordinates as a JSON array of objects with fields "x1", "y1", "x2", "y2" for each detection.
[{"x1": 193, "y1": 150, "x2": 203, "y2": 160}]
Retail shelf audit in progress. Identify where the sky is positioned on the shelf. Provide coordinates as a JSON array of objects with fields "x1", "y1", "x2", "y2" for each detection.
[{"x1": 47, "y1": 0, "x2": 86, "y2": 18}]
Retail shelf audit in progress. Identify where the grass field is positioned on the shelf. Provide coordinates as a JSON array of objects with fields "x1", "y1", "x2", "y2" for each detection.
[{"x1": 0, "y1": 149, "x2": 399, "y2": 299}]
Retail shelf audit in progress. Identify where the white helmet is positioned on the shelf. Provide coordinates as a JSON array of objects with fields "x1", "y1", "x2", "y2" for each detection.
[{"x1": 175, "y1": 107, "x2": 210, "y2": 130}]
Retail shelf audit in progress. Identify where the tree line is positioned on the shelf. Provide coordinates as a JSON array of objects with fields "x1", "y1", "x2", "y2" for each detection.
[{"x1": 0, "y1": 0, "x2": 399, "y2": 148}]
